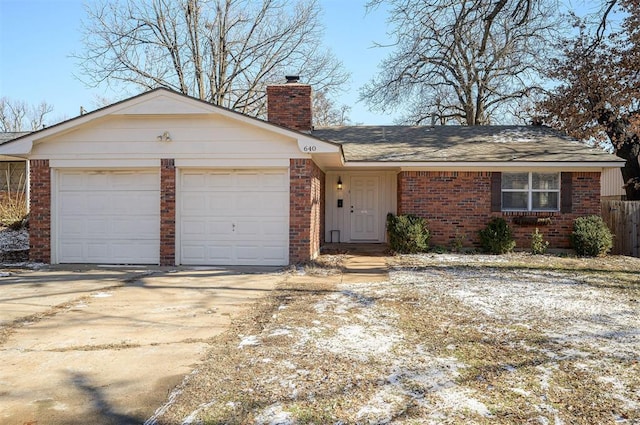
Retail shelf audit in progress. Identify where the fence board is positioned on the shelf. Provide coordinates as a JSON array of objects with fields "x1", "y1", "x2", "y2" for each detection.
[{"x1": 601, "y1": 200, "x2": 640, "y2": 257}]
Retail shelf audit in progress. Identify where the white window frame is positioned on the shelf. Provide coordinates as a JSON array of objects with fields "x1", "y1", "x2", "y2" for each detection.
[{"x1": 502, "y1": 172, "x2": 560, "y2": 212}]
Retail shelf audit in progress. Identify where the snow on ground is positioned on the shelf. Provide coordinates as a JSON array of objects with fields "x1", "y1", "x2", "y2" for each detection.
[
  {"x1": 155, "y1": 255, "x2": 640, "y2": 424},
  {"x1": 392, "y1": 267, "x2": 640, "y2": 360},
  {"x1": 0, "y1": 227, "x2": 28, "y2": 251}
]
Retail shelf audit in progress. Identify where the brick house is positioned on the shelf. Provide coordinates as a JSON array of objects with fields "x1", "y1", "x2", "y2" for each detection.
[{"x1": 0, "y1": 79, "x2": 623, "y2": 265}]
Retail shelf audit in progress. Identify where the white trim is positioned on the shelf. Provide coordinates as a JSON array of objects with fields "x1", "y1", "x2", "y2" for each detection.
[
  {"x1": 501, "y1": 172, "x2": 560, "y2": 212},
  {"x1": 175, "y1": 158, "x2": 291, "y2": 168},
  {"x1": 50, "y1": 168, "x2": 58, "y2": 264},
  {"x1": 175, "y1": 169, "x2": 182, "y2": 266},
  {"x1": 49, "y1": 159, "x2": 161, "y2": 168}
]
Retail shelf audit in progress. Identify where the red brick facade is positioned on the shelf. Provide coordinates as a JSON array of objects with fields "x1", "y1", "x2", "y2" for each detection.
[
  {"x1": 29, "y1": 160, "x2": 51, "y2": 262},
  {"x1": 289, "y1": 158, "x2": 325, "y2": 263},
  {"x1": 267, "y1": 83, "x2": 313, "y2": 132},
  {"x1": 397, "y1": 171, "x2": 601, "y2": 250},
  {"x1": 160, "y1": 159, "x2": 176, "y2": 266}
]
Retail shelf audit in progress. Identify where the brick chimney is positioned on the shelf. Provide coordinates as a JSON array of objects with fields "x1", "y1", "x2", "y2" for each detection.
[{"x1": 267, "y1": 76, "x2": 312, "y2": 132}]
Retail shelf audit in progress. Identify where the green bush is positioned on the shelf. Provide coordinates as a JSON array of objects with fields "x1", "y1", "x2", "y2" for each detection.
[
  {"x1": 571, "y1": 215, "x2": 613, "y2": 257},
  {"x1": 530, "y1": 228, "x2": 549, "y2": 255},
  {"x1": 478, "y1": 217, "x2": 516, "y2": 254},
  {"x1": 386, "y1": 213, "x2": 430, "y2": 253}
]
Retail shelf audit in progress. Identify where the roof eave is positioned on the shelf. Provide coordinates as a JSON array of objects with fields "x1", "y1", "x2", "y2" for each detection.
[{"x1": 344, "y1": 160, "x2": 624, "y2": 170}]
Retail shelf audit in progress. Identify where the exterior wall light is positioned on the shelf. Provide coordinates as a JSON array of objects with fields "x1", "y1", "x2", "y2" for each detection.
[
  {"x1": 337, "y1": 176, "x2": 343, "y2": 190},
  {"x1": 157, "y1": 131, "x2": 172, "y2": 142}
]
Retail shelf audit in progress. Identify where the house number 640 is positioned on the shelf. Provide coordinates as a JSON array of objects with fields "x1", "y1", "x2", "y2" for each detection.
[{"x1": 302, "y1": 145, "x2": 317, "y2": 152}]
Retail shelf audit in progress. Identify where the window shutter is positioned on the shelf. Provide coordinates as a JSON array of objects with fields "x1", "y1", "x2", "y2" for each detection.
[
  {"x1": 561, "y1": 172, "x2": 572, "y2": 213},
  {"x1": 491, "y1": 172, "x2": 502, "y2": 212}
]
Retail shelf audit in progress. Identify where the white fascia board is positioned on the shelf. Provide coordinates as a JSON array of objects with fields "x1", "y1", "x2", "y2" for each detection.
[
  {"x1": 175, "y1": 158, "x2": 290, "y2": 168},
  {"x1": 49, "y1": 159, "x2": 161, "y2": 168},
  {"x1": 344, "y1": 161, "x2": 624, "y2": 170},
  {"x1": 0, "y1": 138, "x2": 33, "y2": 156}
]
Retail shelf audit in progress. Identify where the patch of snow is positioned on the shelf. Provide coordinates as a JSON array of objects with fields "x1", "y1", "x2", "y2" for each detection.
[
  {"x1": 254, "y1": 403, "x2": 294, "y2": 425},
  {"x1": 316, "y1": 324, "x2": 401, "y2": 362},
  {"x1": 238, "y1": 335, "x2": 261, "y2": 348},
  {"x1": 0, "y1": 228, "x2": 28, "y2": 251},
  {"x1": 181, "y1": 401, "x2": 217, "y2": 425},
  {"x1": 144, "y1": 369, "x2": 201, "y2": 425},
  {"x1": 268, "y1": 328, "x2": 292, "y2": 337},
  {"x1": 0, "y1": 271, "x2": 11, "y2": 277},
  {"x1": 91, "y1": 292, "x2": 112, "y2": 298},
  {"x1": 511, "y1": 387, "x2": 532, "y2": 397},
  {"x1": 436, "y1": 387, "x2": 493, "y2": 417},
  {"x1": 356, "y1": 385, "x2": 408, "y2": 424}
]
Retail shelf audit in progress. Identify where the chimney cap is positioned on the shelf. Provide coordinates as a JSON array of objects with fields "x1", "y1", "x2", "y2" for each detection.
[{"x1": 285, "y1": 75, "x2": 300, "y2": 83}]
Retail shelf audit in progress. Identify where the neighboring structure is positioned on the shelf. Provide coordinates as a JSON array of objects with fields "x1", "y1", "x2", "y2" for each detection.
[
  {"x1": 0, "y1": 132, "x2": 28, "y2": 197},
  {"x1": 0, "y1": 80, "x2": 624, "y2": 265},
  {"x1": 601, "y1": 168, "x2": 627, "y2": 200}
]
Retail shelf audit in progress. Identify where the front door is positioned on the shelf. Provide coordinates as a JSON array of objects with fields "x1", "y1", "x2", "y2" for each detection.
[{"x1": 350, "y1": 176, "x2": 379, "y2": 240}]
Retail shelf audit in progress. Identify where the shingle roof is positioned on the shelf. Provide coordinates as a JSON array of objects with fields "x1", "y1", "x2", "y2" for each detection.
[
  {"x1": 0, "y1": 132, "x2": 30, "y2": 145},
  {"x1": 311, "y1": 125, "x2": 621, "y2": 163}
]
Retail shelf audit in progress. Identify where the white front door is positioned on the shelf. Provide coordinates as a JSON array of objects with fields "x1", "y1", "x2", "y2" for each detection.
[
  {"x1": 56, "y1": 170, "x2": 160, "y2": 264},
  {"x1": 350, "y1": 176, "x2": 379, "y2": 240},
  {"x1": 179, "y1": 169, "x2": 289, "y2": 265}
]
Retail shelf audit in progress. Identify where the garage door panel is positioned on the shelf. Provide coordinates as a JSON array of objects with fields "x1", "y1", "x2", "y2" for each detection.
[
  {"x1": 262, "y1": 219, "x2": 288, "y2": 236},
  {"x1": 209, "y1": 193, "x2": 233, "y2": 212},
  {"x1": 262, "y1": 172, "x2": 288, "y2": 188},
  {"x1": 57, "y1": 170, "x2": 160, "y2": 264},
  {"x1": 180, "y1": 169, "x2": 289, "y2": 265},
  {"x1": 263, "y1": 245, "x2": 288, "y2": 262}
]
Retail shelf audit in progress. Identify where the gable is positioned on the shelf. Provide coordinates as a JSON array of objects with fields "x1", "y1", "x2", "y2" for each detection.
[
  {"x1": 0, "y1": 88, "x2": 341, "y2": 167},
  {"x1": 30, "y1": 114, "x2": 303, "y2": 160}
]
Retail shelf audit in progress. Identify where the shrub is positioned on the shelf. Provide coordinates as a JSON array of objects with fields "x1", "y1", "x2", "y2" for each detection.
[
  {"x1": 449, "y1": 230, "x2": 466, "y2": 252},
  {"x1": 478, "y1": 217, "x2": 516, "y2": 254},
  {"x1": 386, "y1": 213, "x2": 430, "y2": 253},
  {"x1": 571, "y1": 215, "x2": 613, "y2": 257},
  {"x1": 0, "y1": 171, "x2": 27, "y2": 228},
  {"x1": 530, "y1": 228, "x2": 549, "y2": 255}
]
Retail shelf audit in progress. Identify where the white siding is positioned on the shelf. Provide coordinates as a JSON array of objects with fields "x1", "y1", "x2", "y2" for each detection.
[
  {"x1": 30, "y1": 114, "x2": 306, "y2": 162},
  {"x1": 601, "y1": 167, "x2": 626, "y2": 198}
]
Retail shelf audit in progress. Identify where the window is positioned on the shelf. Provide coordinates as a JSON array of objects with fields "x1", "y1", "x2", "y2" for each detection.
[{"x1": 501, "y1": 172, "x2": 560, "y2": 211}]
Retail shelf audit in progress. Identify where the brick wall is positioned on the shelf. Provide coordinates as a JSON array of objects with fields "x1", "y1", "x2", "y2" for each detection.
[
  {"x1": 160, "y1": 159, "x2": 176, "y2": 266},
  {"x1": 267, "y1": 83, "x2": 312, "y2": 132},
  {"x1": 29, "y1": 159, "x2": 51, "y2": 262},
  {"x1": 290, "y1": 158, "x2": 324, "y2": 263},
  {"x1": 397, "y1": 171, "x2": 601, "y2": 250}
]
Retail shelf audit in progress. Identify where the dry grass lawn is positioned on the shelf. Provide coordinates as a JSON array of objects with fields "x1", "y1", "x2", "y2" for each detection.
[{"x1": 148, "y1": 253, "x2": 640, "y2": 425}]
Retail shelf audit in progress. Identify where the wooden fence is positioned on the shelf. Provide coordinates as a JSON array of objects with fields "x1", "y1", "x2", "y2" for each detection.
[{"x1": 601, "y1": 200, "x2": 640, "y2": 257}]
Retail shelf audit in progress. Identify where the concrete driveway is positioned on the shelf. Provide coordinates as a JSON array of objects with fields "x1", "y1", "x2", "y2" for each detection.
[{"x1": 0, "y1": 265, "x2": 280, "y2": 425}]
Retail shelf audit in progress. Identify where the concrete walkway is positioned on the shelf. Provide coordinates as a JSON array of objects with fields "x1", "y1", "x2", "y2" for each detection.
[
  {"x1": 326, "y1": 244, "x2": 390, "y2": 284},
  {"x1": 341, "y1": 254, "x2": 389, "y2": 283}
]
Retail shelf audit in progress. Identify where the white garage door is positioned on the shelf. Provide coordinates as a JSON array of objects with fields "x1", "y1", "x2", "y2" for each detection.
[
  {"x1": 56, "y1": 170, "x2": 160, "y2": 264},
  {"x1": 180, "y1": 169, "x2": 289, "y2": 265}
]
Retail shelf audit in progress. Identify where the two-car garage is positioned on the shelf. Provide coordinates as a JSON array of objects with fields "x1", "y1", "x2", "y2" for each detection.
[{"x1": 54, "y1": 168, "x2": 289, "y2": 266}]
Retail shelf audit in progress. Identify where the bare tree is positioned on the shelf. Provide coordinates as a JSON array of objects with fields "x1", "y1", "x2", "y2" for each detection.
[
  {"x1": 77, "y1": 0, "x2": 349, "y2": 117},
  {"x1": 538, "y1": 0, "x2": 640, "y2": 200},
  {"x1": 360, "y1": 0, "x2": 558, "y2": 125},
  {"x1": 312, "y1": 90, "x2": 350, "y2": 127},
  {"x1": 0, "y1": 98, "x2": 54, "y2": 132}
]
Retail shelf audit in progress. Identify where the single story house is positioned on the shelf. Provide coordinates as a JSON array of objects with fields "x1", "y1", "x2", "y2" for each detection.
[{"x1": 0, "y1": 79, "x2": 624, "y2": 265}]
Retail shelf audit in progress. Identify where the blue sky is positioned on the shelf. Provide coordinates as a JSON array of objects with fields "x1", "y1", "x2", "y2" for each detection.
[{"x1": 0, "y1": 0, "x2": 396, "y2": 126}]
